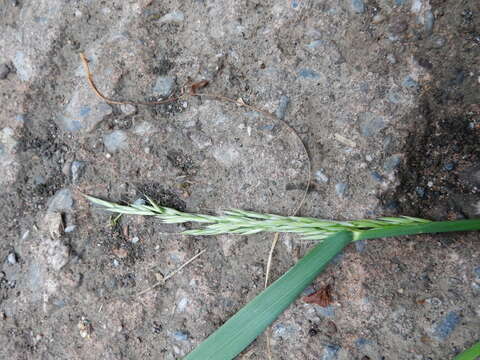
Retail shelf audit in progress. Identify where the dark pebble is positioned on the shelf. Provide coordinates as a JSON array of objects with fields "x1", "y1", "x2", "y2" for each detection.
[
  {"x1": 384, "y1": 200, "x2": 399, "y2": 210},
  {"x1": 415, "y1": 186, "x2": 426, "y2": 198},
  {"x1": 443, "y1": 163, "x2": 455, "y2": 171},
  {"x1": 0, "y1": 63, "x2": 11, "y2": 79}
]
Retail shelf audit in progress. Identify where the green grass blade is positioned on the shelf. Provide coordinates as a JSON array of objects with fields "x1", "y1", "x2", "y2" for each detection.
[
  {"x1": 184, "y1": 231, "x2": 353, "y2": 360},
  {"x1": 355, "y1": 219, "x2": 480, "y2": 241},
  {"x1": 453, "y1": 341, "x2": 480, "y2": 360}
]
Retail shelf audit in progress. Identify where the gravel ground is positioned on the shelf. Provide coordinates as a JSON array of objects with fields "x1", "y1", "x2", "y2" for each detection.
[{"x1": 0, "y1": 0, "x2": 479, "y2": 359}]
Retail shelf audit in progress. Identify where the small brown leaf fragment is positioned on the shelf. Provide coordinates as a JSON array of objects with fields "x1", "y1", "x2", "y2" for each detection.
[
  {"x1": 190, "y1": 80, "x2": 209, "y2": 95},
  {"x1": 303, "y1": 284, "x2": 333, "y2": 307}
]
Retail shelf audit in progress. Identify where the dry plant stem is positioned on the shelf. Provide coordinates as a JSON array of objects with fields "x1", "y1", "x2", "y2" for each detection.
[{"x1": 136, "y1": 248, "x2": 207, "y2": 297}]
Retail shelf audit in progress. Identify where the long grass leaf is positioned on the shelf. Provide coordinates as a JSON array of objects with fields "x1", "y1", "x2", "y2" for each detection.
[
  {"x1": 453, "y1": 341, "x2": 480, "y2": 360},
  {"x1": 184, "y1": 231, "x2": 353, "y2": 360}
]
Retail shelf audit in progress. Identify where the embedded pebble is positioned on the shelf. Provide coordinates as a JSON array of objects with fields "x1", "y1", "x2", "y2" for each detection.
[
  {"x1": 358, "y1": 112, "x2": 386, "y2": 137},
  {"x1": 415, "y1": 186, "x2": 426, "y2": 198},
  {"x1": 315, "y1": 170, "x2": 329, "y2": 183},
  {"x1": 120, "y1": 104, "x2": 137, "y2": 116},
  {"x1": 387, "y1": 54, "x2": 397, "y2": 64},
  {"x1": 424, "y1": 10, "x2": 434, "y2": 34},
  {"x1": 402, "y1": 76, "x2": 419, "y2": 89},
  {"x1": 64, "y1": 225, "x2": 76, "y2": 233},
  {"x1": 13, "y1": 51, "x2": 34, "y2": 81},
  {"x1": 48, "y1": 189, "x2": 74, "y2": 213},
  {"x1": 351, "y1": 0, "x2": 365, "y2": 14},
  {"x1": 432, "y1": 312, "x2": 460, "y2": 341},
  {"x1": 322, "y1": 344, "x2": 341, "y2": 360},
  {"x1": 383, "y1": 154, "x2": 402, "y2": 172},
  {"x1": 62, "y1": 92, "x2": 113, "y2": 132},
  {"x1": 153, "y1": 76, "x2": 176, "y2": 97},
  {"x1": 70, "y1": 161, "x2": 86, "y2": 184},
  {"x1": 335, "y1": 183, "x2": 347, "y2": 197},
  {"x1": 103, "y1": 130, "x2": 128, "y2": 152},
  {"x1": 275, "y1": 95, "x2": 290, "y2": 120},
  {"x1": 158, "y1": 11, "x2": 185, "y2": 24},
  {"x1": 7, "y1": 252, "x2": 18, "y2": 264},
  {"x1": 298, "y1": 69, "x2": 320, "y2": 79},
  {"x1": 372, "y1": 14, "x2": 386, "y2": 24},
  {"x1": 371, "y1": 171, "x2": 384, "y2": 182},
  {"x1": 443, "y1": 163, "x2": 455, "y2": 171},
  {"x1": 0, "y1": 63, "x2": 10, "y2": 79},
  {"x1": 172, "y1": 331, "x2": 189, "y2": 341}
]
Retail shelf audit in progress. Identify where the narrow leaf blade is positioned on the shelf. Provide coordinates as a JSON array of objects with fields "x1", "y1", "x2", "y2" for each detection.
[{"x1": 184, "y1": 231, "x2": 353, "y2": 360}]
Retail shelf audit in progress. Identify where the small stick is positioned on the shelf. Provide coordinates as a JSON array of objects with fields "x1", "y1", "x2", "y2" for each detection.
[{"x1": 136, "y1": 249, "x2": 206, "y2": 297}]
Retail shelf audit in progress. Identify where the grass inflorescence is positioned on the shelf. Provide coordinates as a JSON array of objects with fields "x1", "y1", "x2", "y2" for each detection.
[{"x1": 85, "y1": 195, "x2": 432, "y2": 241}]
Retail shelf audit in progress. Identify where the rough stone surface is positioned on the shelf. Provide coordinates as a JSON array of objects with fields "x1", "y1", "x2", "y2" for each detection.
[
  {"x1": 103, "y1": 130, "x2": 128, "y2": 152},
  {"x1": 0, "y1": 1, "x2": 478, "y2": 359},
  {"x1": 153, "y1": 76, "x2": 176, "y2": 97}
]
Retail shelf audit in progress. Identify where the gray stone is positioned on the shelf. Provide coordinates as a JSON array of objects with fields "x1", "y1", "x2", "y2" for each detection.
[
  {"x1": 62, "y1": 92, "x2": 113, "y2": 132},
  {"x1": 383, "y1": 154, "x2": 402, "y2": 172},
  {"x1": 0, "y1": 63, "x2": 10, "y2": 79},
  {"x1": 13, "y1": 51, "x2": 34, "y2": 81},
  {"x1": 103, "y1": 130, "x2": 128, "y2": 152},
  {"x1": 386, "y1": 53, "x2": 397, "y2": 64},
  {"x1": 48, "y1": 189, "x2": 74, "y2": 212},
  {"x1": 474, "y1": 266, "x2": 480, "y2": 280},
  {"x1": 273, "y1": 323, "x2": 298, "y2": 339},
  {"x1": 158, "y1": 11, "x2": 185, "y2": 24},
  {"x1": 315, "y1": 170, "x2": 329, "y2": 183},
  {"x1": 71, "y1": 161, "x2": 86, "y2": 184},
  {"x1": 358, "y1": 112, "x2": 386, "y2": 137},
  {"x1": 298, "y1": 69, "x2": 320, "y2": 79},
  {"x1": 322, "y1": 344, "x2": 340, "y2": 360},
  {"x1": 424, "y1": 10, "x2": 434, "y2": 34},
  {"x1": 7, "y1": 252, "x2": 17, "y2": 265},
  {"x1": 432, "y1": 312, "x2": 460, "y2": 341},
  {"x1": 335, "y1": 183, "x2": 347, "y2": 197},
  {"x1": 133, "y1": 198, "x2": 146, "y2": 206},
  {"x1": 42, "y1": 238, "x2": 70, "y2": 271},
  {"x1": 372, "y1": 14, "x2": 386, "y2": 24},
  {"x1": 402, "y1": 76, "x2": 419, "y2": 89},
  {"x1": 172, "y1": 331, "x2": 189, "y2": 341},
  {"x1": 371, "y1": 171, "x2": 384, "y2": 182},
  {"x1": 120, "y1": 104, "x2": 137, "y2": 116},
  {"x1": 153, "y1": 76, "x2": 176, "y2": 97},
  {"x1": 415, "y1": 186, "x2": 425, "y2": 198},
  {"x1": 275, "y1": 95, "x2": 290, "y2": 120},
  {"x1": 351, "y1": 0, "x2": 365, "y2": 14},
  {"x1": 64, "y1": 225, "x2": 76, "y2": 233}
]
